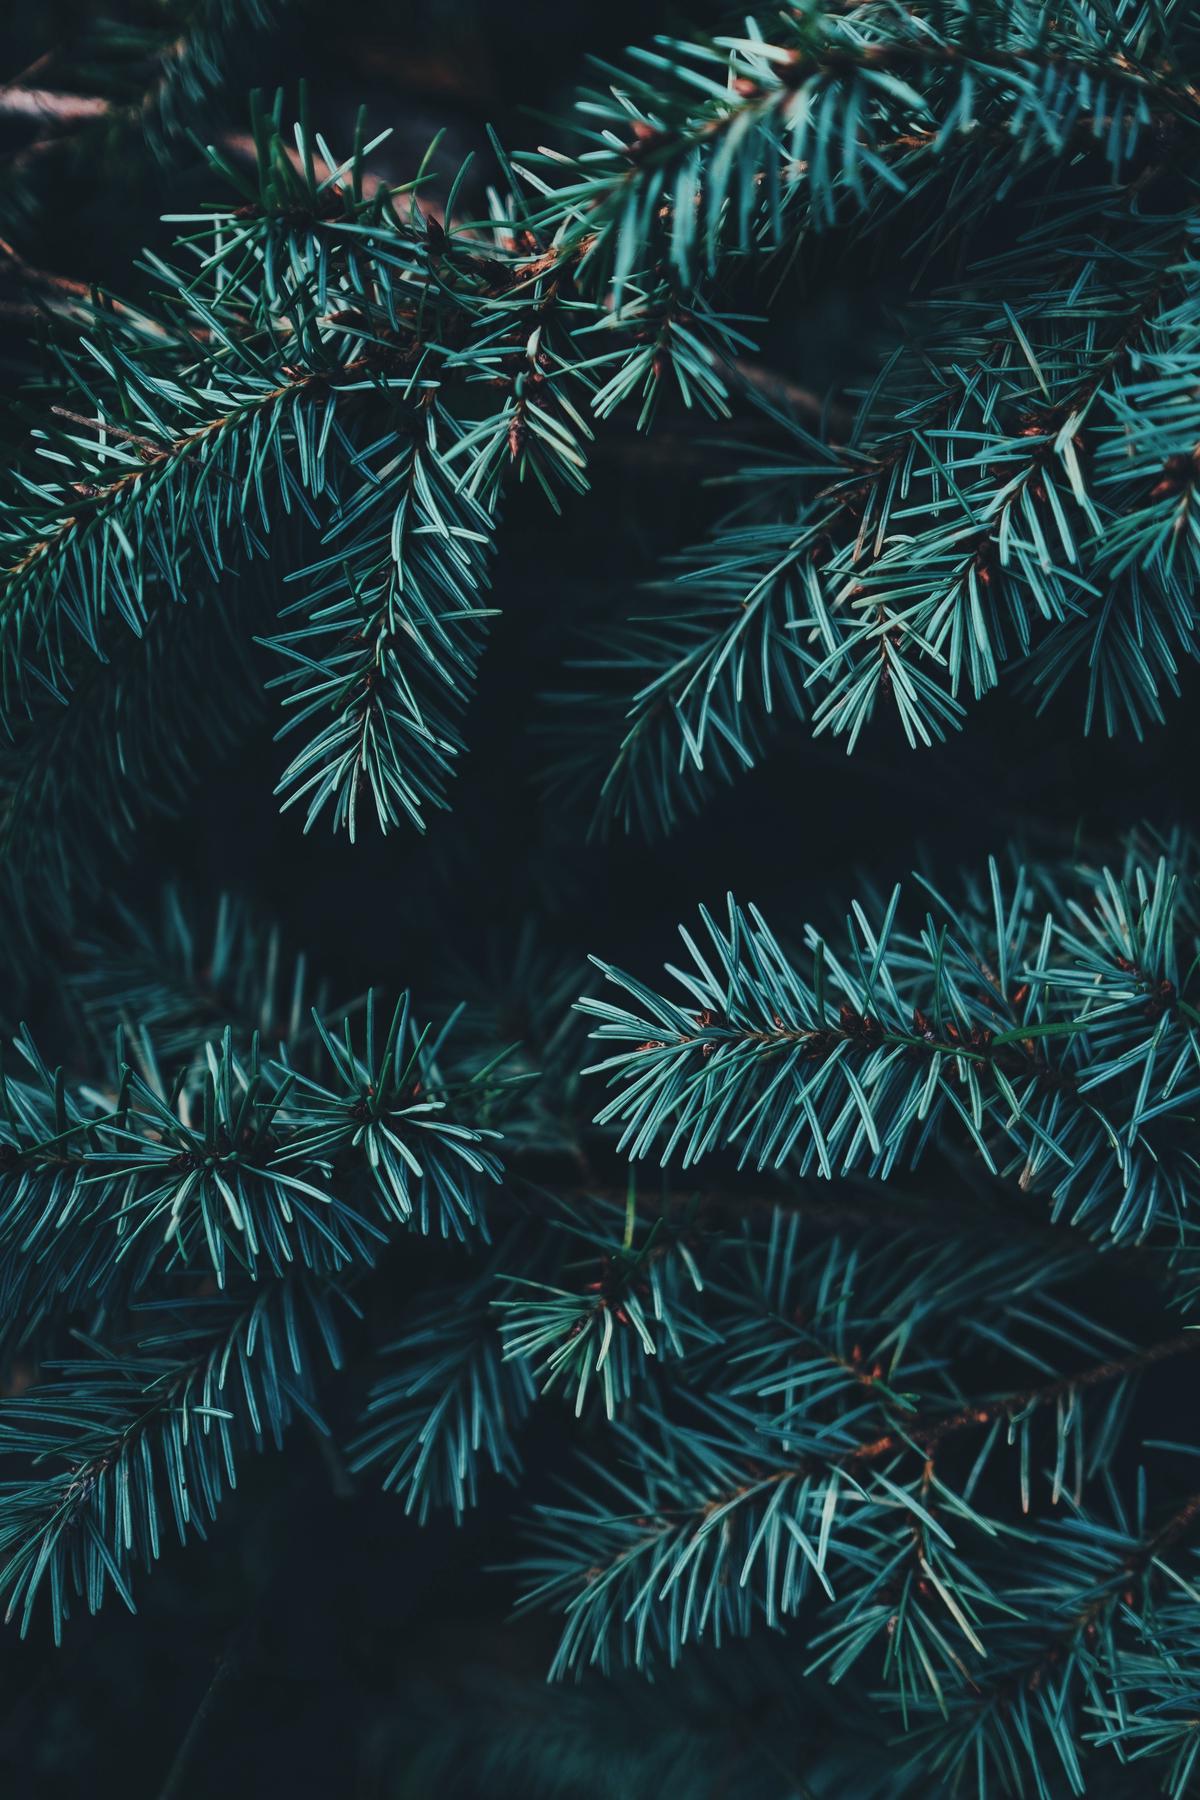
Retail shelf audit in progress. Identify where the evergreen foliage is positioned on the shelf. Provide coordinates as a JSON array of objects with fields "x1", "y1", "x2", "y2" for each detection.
[{"x1": 4, "y1": 1, "x2": 1200, "y2": 1794}]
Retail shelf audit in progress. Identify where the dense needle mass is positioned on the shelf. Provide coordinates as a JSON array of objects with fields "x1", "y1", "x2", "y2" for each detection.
[{"x1": 3, "y1": 4, "x2": 1200, "y2": 1795}]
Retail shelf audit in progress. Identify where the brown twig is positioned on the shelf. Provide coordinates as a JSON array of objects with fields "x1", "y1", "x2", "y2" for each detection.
[
  {"x1": 0, "y1": 86, "x2": 109, "y2": 128},
  {"x1": 624, "y1": 1328, "x2": 1200, "y2": 1543},
  {"x1": 847, "y1": 1331, "x2": 1199, "y2": 1470}
]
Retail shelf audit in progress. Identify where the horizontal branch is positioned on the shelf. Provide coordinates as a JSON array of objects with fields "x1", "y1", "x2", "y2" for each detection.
[{"x1": 850, "y1": 1330, "x2": 1200, "y2": 1471}]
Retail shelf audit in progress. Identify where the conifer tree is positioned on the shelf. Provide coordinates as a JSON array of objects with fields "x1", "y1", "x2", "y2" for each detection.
[{"x1": 3, "y1": 1, "x2": 1200, "y2": 1794}]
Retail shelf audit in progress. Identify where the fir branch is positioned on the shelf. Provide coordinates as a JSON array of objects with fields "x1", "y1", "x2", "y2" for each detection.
[
  {"x1": 518, "y1": 5, "x2": 1200, "y2": 302},
  {"x1": 349, "y1": 1262, "x2": 536, "y2": 1522},
  {"x1": 516, "y1": 1211, "x2": 1181, "y2": 1679},
  {"x1": 897, "y1": 1490, "x2": 1200, "y2": 1796},
  {"x1": 581, "y1": 834, "x2": 1200, "y2": 1251},
  {"x1": 263, "y1": 399, "x2": 499, "y2": 838},
  {"x1": 0, "y1": 990, "x2": 503, "y2": 1354},
  {"x1": 0, "y1": 1270, "x2": 346, "y2": 1642}
]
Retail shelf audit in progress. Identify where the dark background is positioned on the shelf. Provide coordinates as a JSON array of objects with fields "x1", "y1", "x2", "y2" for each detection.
[{"x1": 0, "y1": 3, "x2": 1194, "y2": 1795}]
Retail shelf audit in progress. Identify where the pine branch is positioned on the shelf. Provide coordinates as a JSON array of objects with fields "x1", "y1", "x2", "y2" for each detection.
[
  {"x1": 896, "y1": 1489, "x2": 1200, "y2": 1795},
  {"x1": 0, "y1": 990, "x2": 503, "y2": 1354},
  {"x1": 514, "y1": 1208, "x2": 1175, "y2": 1678},
  {"x1": 348, "y1": 1260, "x2": 536, "y2": 1522},
  {"x1": 517, "y1": 6, "x2": 1200, "y2": 302},
  {"x1": 581, "y1": 833, "x2": 1200, "y2": 1253},
  {"x1": 0, "y1": 1271, "x2": 347, "y2": 1642},
  {"x1": 263, "y1": 399, "x2": 499, "y2": 838}
]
